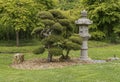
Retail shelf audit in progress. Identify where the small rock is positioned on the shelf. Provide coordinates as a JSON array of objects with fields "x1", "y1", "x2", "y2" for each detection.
[{"x1": 106, "y1": 57, "x2": 119, "y2": 62}]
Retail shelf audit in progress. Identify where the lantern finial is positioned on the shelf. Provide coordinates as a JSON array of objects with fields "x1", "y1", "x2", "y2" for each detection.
[{"x1": 81, "y1": 10, "x2": 87, "y2": 17}]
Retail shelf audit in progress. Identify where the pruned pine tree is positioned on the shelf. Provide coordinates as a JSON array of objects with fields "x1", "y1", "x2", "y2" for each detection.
[
  {"x1": 32, "y1": 10, "x2": 82, "y2": 62},
  {"x1": 60, "y1": 34, "x2": 82, "y2": 61}
]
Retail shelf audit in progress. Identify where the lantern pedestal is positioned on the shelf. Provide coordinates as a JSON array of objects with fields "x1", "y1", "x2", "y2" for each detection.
[
  {"x1": 80, "y1": 37, "x2": 92, "y2": 62},
  {"x1": 80, "y1": 49, "x2": 91, "y2": 60}
]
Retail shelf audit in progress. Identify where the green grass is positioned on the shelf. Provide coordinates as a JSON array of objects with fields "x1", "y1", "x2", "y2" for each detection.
[
  {"x1": 0, "y1": 40, "x2": 109, "y2": 53},
  {"x1": 0, "y1": 46, "x2": 39, "y2": 53},
  {"x1": 0, "y1": 41, "x2": 120, "y2": 82},
  {"x1": 89, "y1": 45, "x2": 120, "y2": 59},
  {"x1": 0, "y1": 40, "x2": 41, "y2": 53}
]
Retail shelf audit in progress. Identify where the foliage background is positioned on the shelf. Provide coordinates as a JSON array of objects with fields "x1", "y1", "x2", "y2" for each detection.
[{"x1": 0, "y1": 0, "x2": 120, "y2": 43}]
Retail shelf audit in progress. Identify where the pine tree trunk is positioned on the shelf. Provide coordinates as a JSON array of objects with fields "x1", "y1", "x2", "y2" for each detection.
[
  {"x1": 47, "y1": 45, "x2": 52, "y2": 62},
  {"x1": 16, "y1": 31, "x2": 19, "y2": 47},
  {"x1": 65, "y1": 50, "x2": 70, "y2": 59},
  {"x1": 47, "y1": 52, "x2": 52, "y2": 62}
]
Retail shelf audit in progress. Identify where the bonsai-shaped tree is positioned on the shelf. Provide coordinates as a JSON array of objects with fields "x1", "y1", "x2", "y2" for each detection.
[
  {"x1": 60, "y1": 34, "x2": 82, "y2": 61},
  {"x1": 32, "y1": 10, "x2": 82, "y2": 62}
]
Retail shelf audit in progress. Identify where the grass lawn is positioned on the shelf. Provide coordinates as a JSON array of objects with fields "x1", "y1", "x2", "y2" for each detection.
[{"x1": 0, "y1": 41, "x2": 120, "y2": 82}]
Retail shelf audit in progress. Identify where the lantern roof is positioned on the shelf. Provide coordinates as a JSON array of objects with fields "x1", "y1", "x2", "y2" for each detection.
[{"x1": 75, "y1": 10, "x2": 93, "y2": 25}]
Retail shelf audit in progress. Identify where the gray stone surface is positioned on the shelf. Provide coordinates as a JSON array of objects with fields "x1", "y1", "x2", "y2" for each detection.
[
  {"x1": 93, "y1": 60, "x2": 106, "y2": 63},
  {"x1": 75, "y1": 10, "x2": 92, "y2": 61}
]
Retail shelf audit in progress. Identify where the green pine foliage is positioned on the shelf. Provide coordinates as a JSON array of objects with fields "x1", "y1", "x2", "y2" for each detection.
[
  {"x1": 33, "y1": 46, "x2": 45, "y2": 54},
  {"x1": 41, "y1": 19, "x2": 55, "y2": 26},
  {"x1": 49, "y1": 10, "x2": 66, "y2": 19},
  {"x1": 32, "y1": 10, "x2": 66, "y2": 62},
  {"x1": 37, "y1": 11, "x2": 54, "y2": 19},
  {"x1": 42, "y1": 35, "x2": 63, "y2": 45},
  {"x1": 59, "y1": 34, "x2": 82, "y2": 60},
  {"x1": 62, "y1": 40, "x2": 80, "y2": 50},
  {"x1": 52, "y1": 23, "x2": 64, "y2": 34},
  {"x1": 69, "y1": 34, "x2": 82, "y2": 45},
  {"x1": 49, "y1": 47, "x2": 63, "y2": 56}
]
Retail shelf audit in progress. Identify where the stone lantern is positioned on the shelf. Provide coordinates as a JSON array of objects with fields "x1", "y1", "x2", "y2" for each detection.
[{"x1": 75, "y1": 10, "x2": 93, "y2": 61}]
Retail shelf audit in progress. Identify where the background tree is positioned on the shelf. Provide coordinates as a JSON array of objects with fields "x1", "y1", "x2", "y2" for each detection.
[
  {"x1": 1, "y1": 0, "x2": 119, "y2": 45},
  {"x1": 81, "y1": 0, "x2": 120, "y2": 42},
  {"x1": 34, "y1": 0, "x2": 56, "y2": 10},
  {"x1": 0, "y1": 0, "x2": 38, "y2": 46}
]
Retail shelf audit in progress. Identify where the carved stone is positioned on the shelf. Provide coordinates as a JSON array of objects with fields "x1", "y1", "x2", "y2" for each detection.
[{"x1": 75, "y1": 10, "x2": 93, "y2": 61}]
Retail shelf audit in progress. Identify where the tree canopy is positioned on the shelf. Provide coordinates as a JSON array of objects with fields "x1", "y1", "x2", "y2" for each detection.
[
  {"x1": 32, "y1": 10, "x2": 82, "y2": 62},
  {"x1": 82, "y1": 0, "x2": 120, "y2": 42},
  {"x1": 0, "y1": 0, "x2": 120, "y2": 44}
]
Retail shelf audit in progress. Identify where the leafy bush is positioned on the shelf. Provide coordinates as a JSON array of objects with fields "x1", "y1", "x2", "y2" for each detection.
[
  {"x1": 50, "y1": 10, "x2": 66, "y2": 19},
  {"x1": 62, "y1": 40, "x2": 80, "y2": 50},
  {"x1": 90, "y1": 31, "x2": 105, "y2": 40},
  {"x1": 52, "y1": 23, "x2": 64, "y2": 34},
  {"x1": 42, "y1": 35, "x2": 63, "y2": 45},
  {"x1": 69, "y1": 34, "x2": 82, "y2": 44},
  {"x1": 37, "y1": 11, "x2": 54, "y2": 19},
  {"x1": 49, "y1": 47, "x2": 63, "y2": 56},
  {"x1": 41, "y1": 19, "x2": 55, "y2": 26},
  {"x1": 109, "y1": 34, "x2": 120, "y2": 43},
  {"x1": 58, "y1": 19, "x2": 70, "y2": 26},
  {"x1": 31, "y1": 27, "x2": 43, "y2": 35},
  {"x1": 58, "y1": 19, "x2": 73, "y2": 32},
  {"x1": 33, "y1": 46, "x2": 45, "y2": 54}
]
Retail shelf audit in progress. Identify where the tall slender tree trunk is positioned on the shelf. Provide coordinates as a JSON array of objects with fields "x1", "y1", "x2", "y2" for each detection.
[
  {"x1": 6, "y1": 32, "x2": 10, "y2": 41},
  {"x1": 16, "y1": 31, "x2": 19, "y2": 47}
]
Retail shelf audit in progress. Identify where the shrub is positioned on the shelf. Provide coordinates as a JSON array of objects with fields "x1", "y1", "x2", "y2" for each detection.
[
  {"x1": 50, "y1": 10, "x2": 66, "y2": 19},
  {"x1": 37, "y1": 11, "x2": 54, "y2": 19},
  {"x1": 49, "y1": 47, "x2": 63, "y2": 56},
  {"x1": 52, "y1": 23, "x2": 64, "y2": 34},
  {"x1": 33, "y1": 46, "x2": 45, "y2": 54},
  {"x1": 41, "y1": 19, "x2": 55, "y2": 26},
  {"x1": 69, "y1": 34, "x2": 82, "y2": 44},
  {"x1": 90, "y1": 31, "x2": 105, "y2": 40}
]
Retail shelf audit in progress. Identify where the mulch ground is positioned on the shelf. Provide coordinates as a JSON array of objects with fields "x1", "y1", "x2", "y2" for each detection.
[{"x1": 11, "y1": 58, "x2": 93, "y2": 70}]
